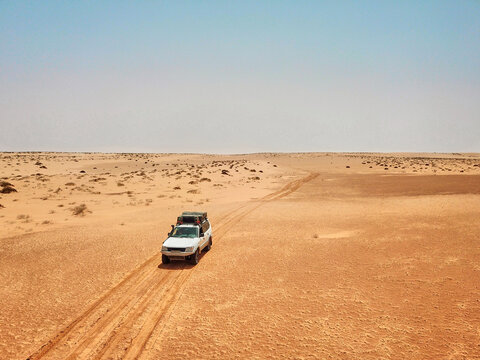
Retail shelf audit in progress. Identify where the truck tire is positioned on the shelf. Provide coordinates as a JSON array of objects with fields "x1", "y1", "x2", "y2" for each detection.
[
  {"x1": 162, "y1": 254, "x2": 170, "y2": 264},
  {"x1": 205, "y1": 237, "x2": 212, "y2": 251},
  {"x1": 190, "y1": 249, "x2": 199, "y2": 265}
]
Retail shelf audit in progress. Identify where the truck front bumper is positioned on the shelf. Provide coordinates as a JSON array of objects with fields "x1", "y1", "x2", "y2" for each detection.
[{"x1": 161, "y1": 249, "x2": 195, "y2": 257}]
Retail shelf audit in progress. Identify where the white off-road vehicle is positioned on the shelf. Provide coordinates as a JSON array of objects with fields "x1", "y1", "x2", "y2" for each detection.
[{"x1": 161, "y1": 212, "x2": 212, "y2": 265}]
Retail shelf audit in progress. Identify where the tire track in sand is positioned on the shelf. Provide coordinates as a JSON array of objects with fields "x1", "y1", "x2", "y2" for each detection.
[{"x1": 28, "y1": 172, "x2": 318, "y2": 360}]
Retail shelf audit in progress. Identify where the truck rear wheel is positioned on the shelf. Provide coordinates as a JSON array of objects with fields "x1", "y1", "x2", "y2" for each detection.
[
  {"x1": 162, "y1": 254, "x2": 170, "y2": 264},
  {"x1": 205, "y1": 237, "x2": 212, "y2": 251}
]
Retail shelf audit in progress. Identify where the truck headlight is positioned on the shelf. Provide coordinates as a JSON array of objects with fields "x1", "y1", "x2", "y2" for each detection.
[
  {"x1": 185, "y1": 246, "x2": 194, "y2": 252},
  {"x1": 162, "y1": 246, "x2": 168, "y2": 251}
]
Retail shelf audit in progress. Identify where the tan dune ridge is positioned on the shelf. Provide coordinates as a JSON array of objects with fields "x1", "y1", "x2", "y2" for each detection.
[{"x1": 1, "y1": 152, "x2": 480, "y2": 359}]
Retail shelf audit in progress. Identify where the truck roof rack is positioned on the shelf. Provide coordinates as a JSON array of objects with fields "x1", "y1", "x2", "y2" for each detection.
[{"x1": 177, "y1": 211, "x2": 207, "y2": 225}]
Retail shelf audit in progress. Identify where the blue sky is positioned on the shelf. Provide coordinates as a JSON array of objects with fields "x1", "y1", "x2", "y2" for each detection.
[{"x1": 1, "y1": 1, "x2": 479, "y2": 152}]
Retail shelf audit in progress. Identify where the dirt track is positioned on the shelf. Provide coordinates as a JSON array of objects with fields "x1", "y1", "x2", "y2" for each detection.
[{"x1": 26, "y1": 173, "x2": 319, "y2": 360}]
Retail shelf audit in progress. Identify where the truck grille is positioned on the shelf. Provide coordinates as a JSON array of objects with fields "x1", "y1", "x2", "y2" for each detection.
[{"x1": 168, "y1": 248, "x2": 185, "y2": 252}]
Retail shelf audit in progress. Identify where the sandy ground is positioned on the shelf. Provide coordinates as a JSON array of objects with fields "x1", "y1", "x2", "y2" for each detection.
[{"x1": 1, "y1": 152, "x2": 480, "y2": 359}]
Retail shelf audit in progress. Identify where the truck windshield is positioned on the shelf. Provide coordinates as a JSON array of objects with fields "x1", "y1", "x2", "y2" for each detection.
[{"x1": 171, "y1": 227, "x2": 198, "y2": 238}]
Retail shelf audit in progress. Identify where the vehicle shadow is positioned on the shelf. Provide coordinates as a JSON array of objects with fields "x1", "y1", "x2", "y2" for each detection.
[{"x1": 157, "y1": 250, "x2": 208, "y2": 270}]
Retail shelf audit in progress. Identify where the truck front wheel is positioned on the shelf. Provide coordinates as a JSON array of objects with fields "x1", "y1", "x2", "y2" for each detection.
[
  {"x1": 190, "y1": 249, "x2": 199, "y2": 265},
  {"x1": 162, "y1": 254, "x2": 170, "y2": 264}
]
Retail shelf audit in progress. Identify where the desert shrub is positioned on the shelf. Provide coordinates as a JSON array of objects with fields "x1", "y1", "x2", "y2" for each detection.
[
  {"x1": 72, "y1": 204, "x2": 88, "y2": 216},
  {"x1": 0, "y1": 186, "x2": 17, "y2": 194},
  {"x1": 17, "y1": 214, "x2": 31, "y2": 222},
  {"x1": 200, "y1": 177, "x2": 211, "y2": 182}
]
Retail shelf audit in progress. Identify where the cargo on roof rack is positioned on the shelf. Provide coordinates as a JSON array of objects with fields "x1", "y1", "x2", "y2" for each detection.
[{"x1": 177, "y1": 211, "x2": 208, "y2": 225}]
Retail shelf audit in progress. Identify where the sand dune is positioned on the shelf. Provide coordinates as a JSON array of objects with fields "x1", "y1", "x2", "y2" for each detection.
[{"x1": 1, "y1": 152, "x2": 479, "y2": 359}]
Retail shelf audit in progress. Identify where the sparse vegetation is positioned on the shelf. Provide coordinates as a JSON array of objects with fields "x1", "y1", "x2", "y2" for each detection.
[
  {"x1": 72, "y1": 204, "x2": 88, "y2": 216},
  {"x1": 0, "y1": 181, "x2": 17, "y2": 194},
  {"x1": 17, "y1": 214, "x2": 32, "y2": 223},
  {"x1": 0, "y1": 185, "x2": 17, "y2": 194}
]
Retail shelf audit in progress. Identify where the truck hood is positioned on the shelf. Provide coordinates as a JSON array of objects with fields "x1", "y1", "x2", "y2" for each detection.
[{"x1": 163, "y1": 237, "x2": 198, "y2": 248}]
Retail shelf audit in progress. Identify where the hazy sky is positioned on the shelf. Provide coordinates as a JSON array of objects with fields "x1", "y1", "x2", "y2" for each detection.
[{"x1": 1, "y1": 1, "x2": 479, "y2": 153}]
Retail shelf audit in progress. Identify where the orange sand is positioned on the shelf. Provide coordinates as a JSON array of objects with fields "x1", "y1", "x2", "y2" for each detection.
[{"x1": 1, "y1": 152, "x2": 479, "y2": 359}]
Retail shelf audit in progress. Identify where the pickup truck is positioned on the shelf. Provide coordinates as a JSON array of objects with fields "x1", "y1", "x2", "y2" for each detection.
[{"x1": 161, "y1": 212, "x2": 212, "y2": 265}]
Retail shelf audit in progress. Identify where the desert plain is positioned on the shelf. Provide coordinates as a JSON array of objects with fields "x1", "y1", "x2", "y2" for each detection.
[{"x1": 1, "y1": 152, "x2": 480, "y2": 359}]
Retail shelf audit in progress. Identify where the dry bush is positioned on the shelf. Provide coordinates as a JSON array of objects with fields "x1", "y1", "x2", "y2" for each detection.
[
  {"x1": 199, "y1": 177, "x2": 211, "y2": 182},
  {"x1": 72, "y1": 204, "x2": 88, "y2": 216},
  {"x1": 65, "y1": 182, "x2": 75, "y2": 186},
  {"x1": 173, "y1": 186, "x2": 181, "y2": 190},
  {"x1": 0, "y1": 185, "x2": 17, "y2": 194},
  {"x1": 17, "y1": 214, "x2": 31, "y2": 222},
  {"x1": 187, "y1": 189, "x2": 200, "y2": 194},
  {"x1": 0, "y1": 180, "x2": 17, "y2": 194}
]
